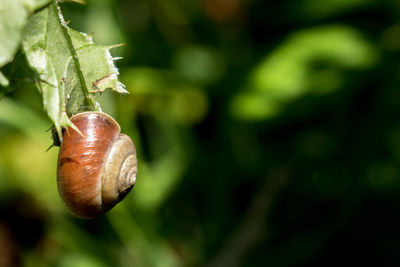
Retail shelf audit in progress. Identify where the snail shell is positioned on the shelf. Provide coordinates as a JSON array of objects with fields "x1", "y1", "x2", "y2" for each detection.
[{"x1": 57, "y1": 112, "x2": 137, "y2": 219}]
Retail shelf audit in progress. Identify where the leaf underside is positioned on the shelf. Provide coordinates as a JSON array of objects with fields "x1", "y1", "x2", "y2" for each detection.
[
  {"x1": 0, "y1": 0, "x2": 53, "y2": 86},
  {"x1": 22, "y1": 2, "x2": 126, "y2": 137}
]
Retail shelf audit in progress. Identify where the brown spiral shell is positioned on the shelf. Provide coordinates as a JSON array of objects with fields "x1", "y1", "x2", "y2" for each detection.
[{"x1": 57, "y1": 112, "x2": 137, "y2": 219}]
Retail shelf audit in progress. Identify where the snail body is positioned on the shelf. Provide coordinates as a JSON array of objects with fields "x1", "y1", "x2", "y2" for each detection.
[{"x1": 57, "y1": 112, "x2": 137, "y2": 219}]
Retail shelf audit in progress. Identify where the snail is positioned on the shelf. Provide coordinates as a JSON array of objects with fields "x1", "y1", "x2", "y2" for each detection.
[{"x1": 57, "y1": 112, "x2": 137, "y2": 219}]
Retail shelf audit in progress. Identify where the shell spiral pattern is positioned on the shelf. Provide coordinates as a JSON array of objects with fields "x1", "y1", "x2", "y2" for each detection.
[{"x1": 57, "y1": 112, "x2": 137, "y2": 219}]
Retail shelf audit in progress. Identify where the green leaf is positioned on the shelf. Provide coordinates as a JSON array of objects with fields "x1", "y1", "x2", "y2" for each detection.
[
  {"x1": 0, "y1": 71, "x2": 9, "y2": 87},
  {"x1": 0, "y1": 0, "x2": 52, "y2": 69},
  {"x1": 22, "y1": 2, "x2": 126, "y2": 137}
]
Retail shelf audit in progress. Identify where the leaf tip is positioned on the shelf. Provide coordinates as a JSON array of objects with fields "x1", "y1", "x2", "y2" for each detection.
[
  {"x1": 61, "y1": 0, "x2": 87, "y2": 4},
  {"x1": 108, "y1": 43, "x2": 127, "y2": 50}
]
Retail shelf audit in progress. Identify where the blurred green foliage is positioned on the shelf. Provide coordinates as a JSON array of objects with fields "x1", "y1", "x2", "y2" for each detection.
[
  {"x1": 231, "y1": 25, "x2": 378, "y2": 120},
  {"x1": 1, "y1": 0, "x2": 400, "y2": 266}
]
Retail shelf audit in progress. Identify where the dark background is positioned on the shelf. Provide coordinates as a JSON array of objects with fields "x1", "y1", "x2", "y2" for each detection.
[{"x1": 1, "y1": 0, "x2": 400, "y2": 266}]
